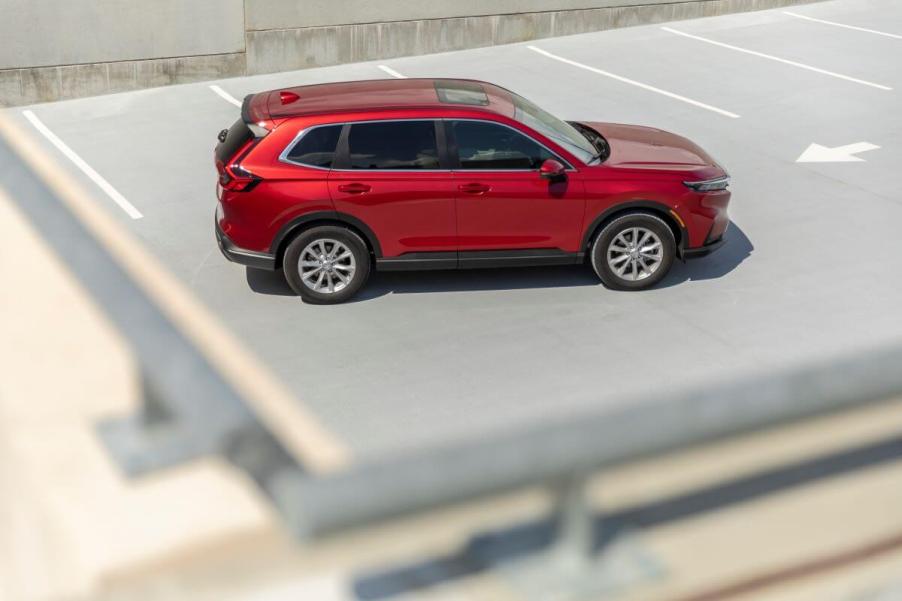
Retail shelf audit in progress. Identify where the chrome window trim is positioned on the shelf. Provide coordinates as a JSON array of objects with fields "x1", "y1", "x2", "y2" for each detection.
[
  {"x1": 277, "y1": 117, "x2": 577, "y2": 173},
  {"x1": 280, "y1": 119, "x2": 449, "y2": 172}
]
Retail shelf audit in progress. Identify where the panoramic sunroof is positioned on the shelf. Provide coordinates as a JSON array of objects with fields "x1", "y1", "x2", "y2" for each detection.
[{"x1": 434, "y1": 81, "x2": 489, "y2": 106}]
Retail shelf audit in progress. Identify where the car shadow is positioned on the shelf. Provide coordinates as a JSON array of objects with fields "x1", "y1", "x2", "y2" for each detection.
[
  {"x1": 245, "y1": 263, "x2": 600, "y2": 301},
  {"x1": 659, "y1": 221, "x2": 754, "y2": 288},
  {"x1": 359, "y1": 265, "x2": 600, "y2": 300},
  {"x1": 245, "y1": 267, "x2": 295, "y2": 296},
  {"x1": 245, "y1": 223, "x2": 752, "y2": 300}
]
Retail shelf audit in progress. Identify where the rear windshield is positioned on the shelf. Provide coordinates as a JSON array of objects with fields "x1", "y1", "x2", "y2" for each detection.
[{"x1": 216, "y1": 119, "x2": 253, "y2": 164}]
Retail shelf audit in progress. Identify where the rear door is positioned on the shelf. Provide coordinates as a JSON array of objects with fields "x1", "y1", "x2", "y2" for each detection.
[
  {"x1": 328, "y1": 120, "x2": 456, "y2": 260},
  {"x1": 448, "y1": 119, "x2": 586, "y2": 254}
]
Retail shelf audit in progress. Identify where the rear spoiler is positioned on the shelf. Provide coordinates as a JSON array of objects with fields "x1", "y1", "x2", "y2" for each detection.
[
  {"x1": 241, "y1": 93, "x2": 272, "y2": 137},
  {"x1": 240, "y1": 94, "x2": 253, "y2": 123}
]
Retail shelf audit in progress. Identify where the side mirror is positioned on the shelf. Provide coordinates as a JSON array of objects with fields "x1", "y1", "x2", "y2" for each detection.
[{"x1": 539, "y1": 159, "x2": 566, "y2": 181}]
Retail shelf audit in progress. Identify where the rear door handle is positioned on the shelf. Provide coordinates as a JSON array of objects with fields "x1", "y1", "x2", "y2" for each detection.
[
  {"x1": 458, "y1": 183, "x2": 491, "y2": 195},
  {"x1": 337, "y1": 183, "x2": 371, "y2": 194}
]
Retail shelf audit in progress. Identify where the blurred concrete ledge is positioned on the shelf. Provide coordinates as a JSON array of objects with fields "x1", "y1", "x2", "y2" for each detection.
[
  {"x1": 0, "y1": 0, "x2": 818, "y2": 107},
  {"x1": 0, "y1": 188, "x2": 276, "y2": 601}
]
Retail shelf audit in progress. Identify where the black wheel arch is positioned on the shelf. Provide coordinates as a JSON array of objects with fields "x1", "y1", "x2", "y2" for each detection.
[
  {"x1": 581, "y1": 201, "x2": 688, "y2": 256},
  {"x1": 270, "y1": 211, "x2": 382, "y2": 268}
]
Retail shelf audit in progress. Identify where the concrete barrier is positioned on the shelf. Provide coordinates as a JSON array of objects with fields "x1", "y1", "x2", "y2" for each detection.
[
  {"x1": 0, "y1": 0, "x2": 817, "y2": 106},
  {"x1": 245, "y1": 0, "x2": 702, "y2": 30},
  {"x1": 1, "y1": 0, "x2": 245, "y2": 69}
]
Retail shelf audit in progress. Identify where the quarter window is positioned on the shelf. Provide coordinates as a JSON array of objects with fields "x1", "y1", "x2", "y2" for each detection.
[
  {"x1": 286, "y1": 124, "x2": 342, "y2": 168},
  {"x1": 347, "y1": 121, "x2": 440, "y2": 170},
  {"x1": 450, "y1": 120, "x2": 554, "y2": 170}
]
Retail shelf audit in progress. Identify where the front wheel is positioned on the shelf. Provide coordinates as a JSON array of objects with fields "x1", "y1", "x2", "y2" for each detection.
[
  {"x1": 590, "y1": 212, "x2": 676, "y2": 290},
  {"x1": 283, "y1": 226, "x2": 371, "y2": 304}
]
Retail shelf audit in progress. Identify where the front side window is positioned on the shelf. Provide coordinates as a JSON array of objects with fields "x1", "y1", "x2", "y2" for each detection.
[
  {"x1": 450, "y1": 120, "x2": 555, "y2": 170},
  {"x1": 347, "y1": 121, "x2": 440, "y2": 170},
  {"x1": 511, "y1": 94, "x2": 597, "y2": 164},
  {"x1": 285, "y1": 124, "x2": 342, "y2": 168}
]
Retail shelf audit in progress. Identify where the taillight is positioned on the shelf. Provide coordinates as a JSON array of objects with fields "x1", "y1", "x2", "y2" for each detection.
[
  {"x1": 220, "y1": 162, "x2": 261, "y2": 192},
  {"x1": 217, "y1": 137, "x2": 262, "y2": 192}
]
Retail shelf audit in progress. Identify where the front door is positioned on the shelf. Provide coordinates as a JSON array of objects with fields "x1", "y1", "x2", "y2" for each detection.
[{"x1": 448, "y1": 119, "x2": 585, "y2": 255}]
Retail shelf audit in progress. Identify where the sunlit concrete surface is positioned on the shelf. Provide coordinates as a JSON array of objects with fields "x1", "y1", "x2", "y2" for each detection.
[{"x1": 5, "y1": 0, "x2": 902, "y2": 465}]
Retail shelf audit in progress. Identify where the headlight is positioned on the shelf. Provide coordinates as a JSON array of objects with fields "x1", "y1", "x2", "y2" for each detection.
[{"x1": 684, "y1": 175, "x2": 730, "y2": 192}]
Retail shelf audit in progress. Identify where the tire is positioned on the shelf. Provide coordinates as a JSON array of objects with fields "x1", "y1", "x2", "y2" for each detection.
[
  {"x1": 590, "y1": 212, "x2": 676, "y2": 290},
  {"x1": 283, "y1": 225, "x2": 371, "y2": 304}
]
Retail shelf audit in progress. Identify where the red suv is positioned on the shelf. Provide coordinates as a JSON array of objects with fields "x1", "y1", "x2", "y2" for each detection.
[{"x1": 215, "y1": 79, "x2": 730, "y2": 303}]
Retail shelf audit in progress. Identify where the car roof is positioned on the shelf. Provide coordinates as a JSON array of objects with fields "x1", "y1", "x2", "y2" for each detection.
[{"x1": 256, "y1": 78, "x2": 517, "y2": 120}]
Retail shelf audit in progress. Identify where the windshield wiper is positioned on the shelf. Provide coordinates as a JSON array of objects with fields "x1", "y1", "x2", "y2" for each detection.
[
  {"x1": 569, "y1": 121, "x2": 609, "y2": 163},
  {"x1": 588, "y1": 136, "x2": 610, "y2": 163},
  {"x1": 588, "y1": 138, "x2": 610, "y2": 163}
]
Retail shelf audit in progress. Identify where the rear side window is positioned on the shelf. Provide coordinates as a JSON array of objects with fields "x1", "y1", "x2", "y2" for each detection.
[
  {"x1": 347, "y1": 121, "x2": 440, "y2": 170},
  {"x1": 216, "y1": 119, "x2": 253, "y2": 164},
  {"x1": 285, "y1": 124, "x2": 342, "y2": 168},
  {"x1": 450, "y1": 120, "x2": 554, "y2": 170}
]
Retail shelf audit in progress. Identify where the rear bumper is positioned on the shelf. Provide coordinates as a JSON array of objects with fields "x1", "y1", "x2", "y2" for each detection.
[
  {"x1": 682, "y1": 236, "x2": 726, "y2": 259},
  {"x1": 215, "y1": 216, "x2": 276, "y2": 270}
]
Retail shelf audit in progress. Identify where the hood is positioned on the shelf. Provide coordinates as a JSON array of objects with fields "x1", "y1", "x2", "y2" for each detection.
[{"x1": 582, "y1": 122, "x2": 719, "y2": 171}]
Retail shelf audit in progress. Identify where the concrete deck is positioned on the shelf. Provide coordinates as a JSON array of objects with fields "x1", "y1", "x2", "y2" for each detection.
[{"x1": 6, "y1": 0, "x2": 902, "y2": 462}]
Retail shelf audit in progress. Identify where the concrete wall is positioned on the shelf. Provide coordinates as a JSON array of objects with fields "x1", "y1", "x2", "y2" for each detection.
[
  {"x1": 1, "y1": 0, "x2": 245, "y2": 69},
  {"x1": 244, "y1": 0, "x2": 689, "y2": 30},
  {"x1": 0, "y1": 0, "x2": 246, "y2": 106},
  {"x1": 244, "y1": 0, "x2": 816, "y2": 74},
  {"x1": 0, "y1": 0, "x2": 816, "y2": 106}
]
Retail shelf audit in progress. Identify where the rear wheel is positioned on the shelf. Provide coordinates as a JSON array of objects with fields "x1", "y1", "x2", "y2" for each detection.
[
  {"x1": 590, "y1": 212, "x2": 675, "y2": 290},
  {"x1": 283, "y1": 226, "x2": 370, "y2": 304}
]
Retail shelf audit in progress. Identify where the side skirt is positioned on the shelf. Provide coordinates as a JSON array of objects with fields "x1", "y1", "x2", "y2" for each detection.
[
  {"x1": 376, "y1": 249, "x2": 583, "y2": 272},
  {"x1": 376, "y1": 252, "x2": 457, "y2": 271}
]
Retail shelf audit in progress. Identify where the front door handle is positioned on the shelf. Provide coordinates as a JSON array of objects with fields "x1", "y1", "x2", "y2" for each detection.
[
  {"x1": 458, "y1": 183, "x2": 491, "y2": 195},
  {"x1": 337, "y1": 183, "x2": 371, "y2": 194}
]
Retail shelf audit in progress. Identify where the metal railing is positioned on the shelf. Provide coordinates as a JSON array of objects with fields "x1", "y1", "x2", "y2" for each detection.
[{"x1": 271, "y1": 342, "x2": 902, "y2": 537}]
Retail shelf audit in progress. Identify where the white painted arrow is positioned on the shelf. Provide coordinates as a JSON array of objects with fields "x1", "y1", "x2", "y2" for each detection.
[{"x1": 796, "y1": 142, "x2": 880, "y2": 163}]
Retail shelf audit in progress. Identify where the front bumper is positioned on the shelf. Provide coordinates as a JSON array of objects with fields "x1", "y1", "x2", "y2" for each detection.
[
  {"x1": 215, "y1": 216, "x2": 276, "y2": 270},
  {"x1": 681, "y1": 236, "x2": 726, "y2": 259}
]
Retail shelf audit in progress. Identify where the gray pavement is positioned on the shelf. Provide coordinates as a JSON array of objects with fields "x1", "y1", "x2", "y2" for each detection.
[{"x1": 8, "y1": 0, "x2": 902, "y2": 460}]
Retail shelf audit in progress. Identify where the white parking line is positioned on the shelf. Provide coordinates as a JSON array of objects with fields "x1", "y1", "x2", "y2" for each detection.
[
  {"x1": 22, "y1": 110, "x2": 143, "y2": 220},
  {"x1": 661, "y1": 27, "x2": 893, "y2": 91},
  {"x1": 209, "y1": 84, "x2": 243, "y2": 107},
  {"x1": 783, "y1": 11, "x2": 902, "y2": 40},
  {"x1": 377, "y1": 65, "x2": 407, "y2": 79},
  {"x1": 527, "y1": 46, "x2": 740, "y2": 119}
]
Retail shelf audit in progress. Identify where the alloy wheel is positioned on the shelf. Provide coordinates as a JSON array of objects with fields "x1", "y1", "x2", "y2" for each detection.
[
  {"x1": 606, "y1": 227, "x2": 664, "y2": 282},
  {"x1": 299, "y1": 238, "x2": 357, "y2": 294}
]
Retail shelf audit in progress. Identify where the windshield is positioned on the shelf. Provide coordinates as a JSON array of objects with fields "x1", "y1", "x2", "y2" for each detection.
[{"x1": 511, "y1": 94, "x2": 598, "y2": 164}]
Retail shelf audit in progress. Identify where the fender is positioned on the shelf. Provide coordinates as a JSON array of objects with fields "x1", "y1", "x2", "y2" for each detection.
[
  {"x1": 270, "y1": 210, "x2": 383, "y2": 258},
  {"x1": 580, "y1": 200, "x2": 689, "y2": 254}
]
